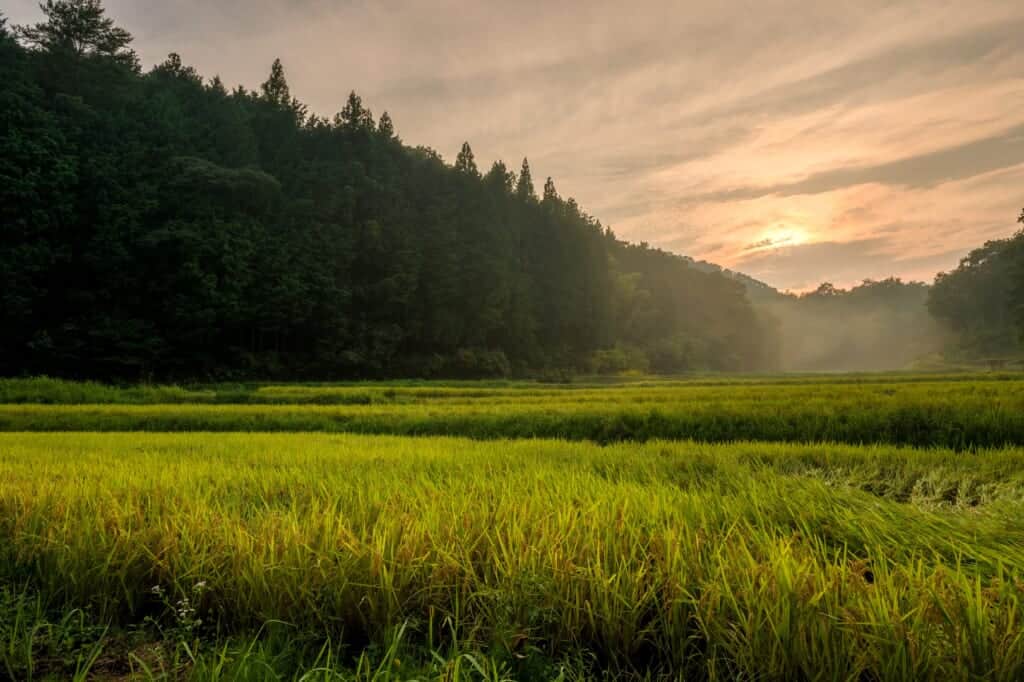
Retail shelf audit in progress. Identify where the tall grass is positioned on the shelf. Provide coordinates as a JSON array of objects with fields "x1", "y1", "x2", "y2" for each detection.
[
  {"x1": 2, "y1": 433, "x2": 1024, "y2": 678},
  {"x1": 1, "y1": 377, "x2": 1022, "y2": 448},
  {"x1": 3, "y1": 373, "x2": 1022, "y2": 405}
]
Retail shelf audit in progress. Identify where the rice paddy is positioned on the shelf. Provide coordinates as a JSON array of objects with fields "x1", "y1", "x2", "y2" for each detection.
[
  {"x1": 2, "y1": 376, "x2": 1023, "y2": 448},
  {"x1": 2, "y1": 375, "x2": 1024, "y2": 680}
]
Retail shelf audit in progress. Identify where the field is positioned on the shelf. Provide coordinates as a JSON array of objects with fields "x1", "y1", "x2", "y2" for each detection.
[
  {"x1": 2, "y1": 375, "x2": 1024, "y2": 448},
  {"x1": 2, "y1": 376, "x2": 1024, "y2": 680}
]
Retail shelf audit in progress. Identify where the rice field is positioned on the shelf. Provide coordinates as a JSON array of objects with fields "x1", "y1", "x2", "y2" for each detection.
[
  {"x1": 2, "y1": 376, "x2": 1024, "y2": 448},
  {"x1": 2, "y1": 375, "x2": 1024, "y2": 680}
]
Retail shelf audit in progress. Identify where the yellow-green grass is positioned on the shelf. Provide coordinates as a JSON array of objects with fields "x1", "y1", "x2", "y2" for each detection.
[
  {"x1": 2, "y1": 377, "x2": 1023, "y2": 448},
  {"x1": 4, "y1": 374, "x2": 1024, "y2": 405},
  {"x1": 3, "y1": 432, "x2": 1024, "y2": 679}
]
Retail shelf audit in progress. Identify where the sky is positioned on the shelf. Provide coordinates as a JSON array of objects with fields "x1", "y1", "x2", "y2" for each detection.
[{"x1": 8, "y1": 0, "x2": 1024, "y2": 291}]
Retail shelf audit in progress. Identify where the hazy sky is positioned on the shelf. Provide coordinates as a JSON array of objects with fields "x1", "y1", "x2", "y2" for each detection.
[{"x1": 8, "y1": 0, "x2": 1024, "y2": 290}]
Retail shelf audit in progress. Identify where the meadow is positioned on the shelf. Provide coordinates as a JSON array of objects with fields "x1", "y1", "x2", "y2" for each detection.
[
  {"x1": 2, "y1": 375, "x2": 1024, "y2": 448},
  {"x1": 2, "y1": 375, "x2": 1024, "y2": 680}
]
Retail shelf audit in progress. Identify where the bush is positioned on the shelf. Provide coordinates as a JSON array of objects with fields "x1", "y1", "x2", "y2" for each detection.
[
  {"x1": 588, "y1": 347, "x2": 650, "y2": 375},
  {"x1": 448, "y1": 349, "x2": 512, "y2": 379}
]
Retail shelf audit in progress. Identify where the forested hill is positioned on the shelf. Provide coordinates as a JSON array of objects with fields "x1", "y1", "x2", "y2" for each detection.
[
  {"x1": 680, "y1": 257, "x2": 784, "y2": 303},
  {"x1": 0, "y1": 4, "x2": 772, "y2": 380}
]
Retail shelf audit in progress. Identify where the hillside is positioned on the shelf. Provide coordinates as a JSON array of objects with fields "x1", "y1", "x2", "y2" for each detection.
[
  {"x1": 0, "y1": 13, "x2": 772, "y2": 380},
  {"x1": 681, "y1": 256, "x2": 787, "y2": 302}
]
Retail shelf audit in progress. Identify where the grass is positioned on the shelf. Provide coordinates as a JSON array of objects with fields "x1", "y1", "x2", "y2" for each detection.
[
  {"x1": 3, "y1": 432, "x2": 1024, "y2": 679},
  {"x1": 1, "y1": 377, "x2": 1023, "y2": 448},
  {"x1": 4, "y1": 373, "x2": 1024, "y2": 679},
  {"x1": 4, "y1": 373, "x2": 1024, "y2": 405}
]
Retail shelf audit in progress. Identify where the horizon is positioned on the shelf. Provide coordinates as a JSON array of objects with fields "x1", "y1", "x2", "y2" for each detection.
[{"x1": 7, "y1": 0, "x2": 1023, "y2": 291}]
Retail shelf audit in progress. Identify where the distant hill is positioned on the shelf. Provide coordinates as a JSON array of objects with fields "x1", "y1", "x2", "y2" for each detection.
[{"x1": 681, "y1": 257, "x2": 788, "y2": 302}]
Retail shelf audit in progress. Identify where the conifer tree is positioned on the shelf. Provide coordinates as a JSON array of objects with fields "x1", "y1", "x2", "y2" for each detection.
[
  {"x1": 209, "y1": 75, "x2": 227, "y2": 96},
  {"x1": 338, "y1": 91, "x2": 374, "y2": 130},
  {"x1": 543, "y1": 176, "x2": 559, "y2": 203},
  {"x1": 261, "y1": 58, "x2": 291, "y2": 105},
  {"x1": 516, "y1": 157, "x2": 535, "y2": 200},
  {"x1": 454, "y1": 142, "x2": 479, "y2": 176},
  {"x1": 485, "y1": 160, "x2": 515, "y2": 193},
  {"x1": 377, "y1": 111, "x2": 395, "y2": 138},
  {"x1": 260, "y1": 58, "x2": 306, "y2": 121}
]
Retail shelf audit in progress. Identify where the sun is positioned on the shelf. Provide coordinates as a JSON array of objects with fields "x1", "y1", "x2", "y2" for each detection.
[{"x1": 748, "y1": 223, "x2": 810, "y2": 253}]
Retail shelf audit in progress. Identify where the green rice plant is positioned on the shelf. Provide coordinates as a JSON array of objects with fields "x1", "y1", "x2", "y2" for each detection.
[
  {"x1": 3, "y1": 433, "x2": 1024, "y2": 678},
  {"x1": 2, "y1": 375, "x2": 1023, "y2": 448},
  {"x1": 3, "y1": 373, "x2": 1022, "y2": 405},
  {"x1": 0, "y1": 586, "x2": 107, "y2": 681}
]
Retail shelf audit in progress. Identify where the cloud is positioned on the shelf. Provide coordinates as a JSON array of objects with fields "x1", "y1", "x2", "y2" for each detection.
[
  {"x1": 6, "y1": 0, "x2": 1024, "y2": 291},
  {"x1": 704, "y1": 124, "x2": 1024, "y2": 203},
  {"x1": 735, "y1": 239, "x2": 970, "y2": 292},
  {"x1": 744, "y1": 235, "x2": 797, "y2": 253},
  {"x1": 661, "y1": 16, "x2": 1024, "y2": 134}
]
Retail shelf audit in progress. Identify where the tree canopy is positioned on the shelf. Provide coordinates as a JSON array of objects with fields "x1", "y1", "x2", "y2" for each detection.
[
  {"x1": 928, "y1": 214, "x2": 1024, "y2": 361},
  {"x1": 0, "y1": 1, "x2": 774, "y2": 380},
  {"x1": 16, "y1": 0, "x2": 134, "y2": 64}
]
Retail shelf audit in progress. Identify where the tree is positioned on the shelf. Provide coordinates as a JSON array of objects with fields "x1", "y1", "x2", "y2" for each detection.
[
  {"x1": 16, "y1": 0, "x2": 135, "y2": 63},
  {"x1": 516, "y1": 157, "x2": 535, "y2": 200},
  {"x1": 261, "y1": 58, "x2": 291, "y2": 105},
  {"x1": 209, "y1": 75, "x2": 227, "y2": 97},
  {"x1": 260, "y1": 58, "x2": 305, "y2": 115},
  {"x1": 808, "y1": 282, "x2": 839, "y2": 298},
  {"x1": 485, "y1": 161, "x2": 515, "y2": 193},
  {"x1": 377, "y1": 111, "x2": 395, "y2": 138},
  {"x1": 454, "y1": 141, "x2": 479, "y2": 176},
  {"x1": 337, "y1": 90, "x2": 374, "y2": 130},
  {"x1": 153, "y1": 52, "x2": 201, "y2": 85},
  {"x1": 542, "y1": 177, "x2": 558, "y2": 203},
  {"x1": 1016, "y1": 210, "x2": 1024, "y2": 336},
  {"x1": 928, "y1": 214, "x2": 1024, "y2": 360}
]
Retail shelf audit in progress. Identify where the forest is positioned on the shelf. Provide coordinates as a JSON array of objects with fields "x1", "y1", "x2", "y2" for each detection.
[{"x1": 1, "y1": 2, "x2": 1022, "y2": 380}]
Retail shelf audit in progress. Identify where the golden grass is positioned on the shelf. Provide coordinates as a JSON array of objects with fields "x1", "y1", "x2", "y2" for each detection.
[{"x1": 3, "y1": 432, "x2": 1024, "y2": 678}]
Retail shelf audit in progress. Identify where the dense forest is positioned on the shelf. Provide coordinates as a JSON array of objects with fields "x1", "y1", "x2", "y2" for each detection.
[
  {"x1": 1, "y1": 1, "x2": 1021, "y2": 380},
  {"x1": 0, "y1": 1, "x2": 771, "y2": 379},
  {"x1": 929, "y1": 222, "x2": 1024, "y2": 364}
]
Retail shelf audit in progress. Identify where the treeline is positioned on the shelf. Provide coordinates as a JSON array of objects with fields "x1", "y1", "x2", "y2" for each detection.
[
  {"x1": 754, "y1": 233, "x2": 1024, "y2": 371},
  {"x1": 0, "y1": 2, "x2": 769, "y2": 380},
  {"x1": 929, "y1": 218, "x2": 1024, "y2": 364}
]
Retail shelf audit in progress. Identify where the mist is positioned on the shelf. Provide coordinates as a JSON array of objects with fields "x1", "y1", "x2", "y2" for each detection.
[{"x1": 753, "y1": 279, "x2": 946, "y2": 372}]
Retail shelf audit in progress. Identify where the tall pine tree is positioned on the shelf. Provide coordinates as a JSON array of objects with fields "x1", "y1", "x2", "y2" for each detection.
[
  {"x1": 516, "y1": 157, "x2": 535, "y2": 200},
  {"x1": 543, "y1": 177, "x2": 558, "y2": 204},
  {"x1": 337, "y1": 91, "x2": 374, "y2": 130},
  {"x1": 377, "y1": 111, "x2": 395, "y2": 138},
  {"x1": 454, "y1": 142, "x2": 479, "y2": 176}
]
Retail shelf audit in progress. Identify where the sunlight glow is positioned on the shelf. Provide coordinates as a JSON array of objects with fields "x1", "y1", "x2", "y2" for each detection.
[{"x1": 746, "y1": 224, "x2": 811, "y2": 253}]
